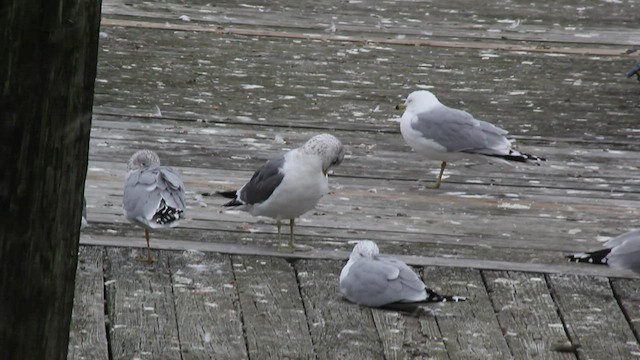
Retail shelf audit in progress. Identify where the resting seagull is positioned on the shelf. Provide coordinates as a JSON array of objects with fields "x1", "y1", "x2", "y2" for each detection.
[
  {"x1": 340, "y1": 240, "x2": 466, "y2": 315},
  {"x1": 123, "y1": 150, "x2": 186, "y2": 263},
  {"x1": 396, "y1": 90, "x2": 545, "y2": 189},
  {"x1": 566, "y1": 229, "x2": 640, "y2": 273},
  {"x1": 217, "y1": 134, "x2": 345, "y2": 252}
]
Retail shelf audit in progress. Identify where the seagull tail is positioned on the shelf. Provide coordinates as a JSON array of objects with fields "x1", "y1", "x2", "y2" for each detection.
[
  {"x1": 487, "y1": 149, "x2": 546, "y2": 165},
  {"x1": 380, "y1": 303, "x2": 437, "y2": 317},
  {"x1": 216, "y1": 190, "x2": 237, "y2": 199},
  {"x1": 153, "y1": 200, "x2": 184, "y2": 225},
  {"x1": 425, "y1": 288, "x2": 467, "y2": 303},
  {"x1": 565, "y1": 248, "x2": 610, "y2": 265},
  {"x1": 211, "y1": 190, "x2": 244, "y2": 207}
]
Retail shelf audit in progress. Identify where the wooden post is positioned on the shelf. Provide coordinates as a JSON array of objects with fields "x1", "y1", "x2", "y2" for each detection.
[{"x1": 0, "y1": 0, "x2": 101, "y2": 359}]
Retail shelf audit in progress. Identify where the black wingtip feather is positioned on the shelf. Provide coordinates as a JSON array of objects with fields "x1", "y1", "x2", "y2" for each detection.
[
  {"x1": 216, "y1": 190, "x2": 238, "y2": 199},
  {"x1": 425, "y1": 289, "x2": 467, "y2": 303},
  {"x1": 492, "y1": 150, "x2": 546, "y2": 164},
  {"x1": 566, "y1": 248, "x2": 611, "y2": 265}
]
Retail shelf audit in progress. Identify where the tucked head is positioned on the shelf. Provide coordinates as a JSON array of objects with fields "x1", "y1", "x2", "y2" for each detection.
[
  {"x1": 396, "y1": 90, "x2": 440, "y2": 112},
  {"x1": 349, "y1": 240, "x2": 380, "y2": 260},
  {"x1": 127, "y1": 149, "x2": 161, "y2": 171},
  {"x1": 302, "y1": 133, "x2": 345, "y2": 174}
]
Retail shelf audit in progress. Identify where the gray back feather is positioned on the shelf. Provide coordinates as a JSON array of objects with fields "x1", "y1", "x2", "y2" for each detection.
[
  {"x1": 607, "y1": 230, "x2": 640, "y2": 272},
  {"x1": 412, "y1": 106, "x2": 511, "y2": 154},
  {"x1": 239, "y1": 156, "x2": 286, "y2": 205},
  {"x1": 123, "y1": 165, "x2": 186, "y2": 221},
  {"x1": 341, "y1": 255, "x2": 426, "y2": 307}
]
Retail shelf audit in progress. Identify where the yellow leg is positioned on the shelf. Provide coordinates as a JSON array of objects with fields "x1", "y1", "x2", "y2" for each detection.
[
  {"x1": 288, "y1": 218, "x2": 295, "y2": 249},
  {"x1": 138, "y1": 229, "x2": 155, "y2": 264},
  {"x1": 425, "y1": 161, "x2": 447, "y2": 189},
  {"x1": 277, "y1": 219, "x2": 295, "y2": 253}
]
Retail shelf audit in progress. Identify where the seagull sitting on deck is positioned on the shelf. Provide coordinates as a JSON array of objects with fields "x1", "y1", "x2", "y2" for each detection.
[
  {"x1": 395, "y1": 90, "x2": 545, "y2": 189},
  {"x1": 340, "y1": 240, "x2": 466, "y2": 315},
  {"x1": 566, "y1": 229, "x2": 640, "y2": 273},
  {"x1": 216, "y1": 133, "x2": 345, "y2": 253},
  {"x1": 123, "y1": 150, "x2": 186, "y2": 263}
]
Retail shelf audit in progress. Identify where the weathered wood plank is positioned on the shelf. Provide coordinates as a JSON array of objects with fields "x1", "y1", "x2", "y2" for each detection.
[
  {"x1": 68, "y1": 247, "x2": 109, "y2": 360},
  {"x1": 296, "y1": 259, "x2": 385, "y2": 360},
  {"x1": 92, "y1": 25, "x2": 639, "y2": 141},
  {"x1": 483, "y1": 271, "x2": 574, "y2": 359},
  {"x1": 168, "y1": 250, "x2": 247, "y2": 360},
  {"x1": 104, "y1": 248, "x2": 181, "y2": 359},
  {"x1": 422, "y1": 267, "x2": 513, "y2": 359},
  {"x1": 81, "y1": 233, "x2": 640, "y2": 279},
  {"x1": 99, "y1": 0, "x2": 640, "y2": 46},
  {"x1": 371, "y1": 308, "x2": 450, "y2": 360},
  {"x1": 232, "y1": 256, "x2": 315, "y2": 359},
  {"x1": 609, "y1": 278, "x2": 640, "y2": 349},
  {"x1": 547, "y1": 274, "x2": 640, "y2": 359}
]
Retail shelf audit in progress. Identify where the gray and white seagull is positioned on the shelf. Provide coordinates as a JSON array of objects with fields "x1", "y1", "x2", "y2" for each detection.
[
  {"x1": 123, "y1": 150, "x2": 186, "y2": 263},
  {"x1": 396, "y1": 90, "x2": 545, "y2": 189},
  {"x1": 566, "y1": 229, "x2": 640, "y2": 273},
  {"x1": 340, "y1": 240, "x2": 466, "y2": 315},
  {"x1": 217, "y1": 133, "x2": 345, "y2": 252}
]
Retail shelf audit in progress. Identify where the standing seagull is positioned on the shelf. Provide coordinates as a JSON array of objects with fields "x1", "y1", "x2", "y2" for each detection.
[
  {"x1": 217, "y1": 134, "x2": 345, "y2": 252},
  {"x1": 340, "y1": 240, "x2": 466, "y2": 314},
  {"x1": 123, "y1": 150, "x2": 186, "y2": 263},
  {"x1": 396, "y1": 90, "x2": 545, "y2": 189},
  {"x1": 80, "y1": 197, "x2": 88, "y2": 230},
  {"x1": 626, "y1": 63, "x2": 640, "y2": 82},
  {"x1": 566, "y1": 229, "x2": 640, "y2": 273}
]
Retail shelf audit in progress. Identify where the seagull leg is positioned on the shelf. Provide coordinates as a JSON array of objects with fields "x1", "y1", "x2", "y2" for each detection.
[
  {"x1": 425, "y1": 161, "x2": 446, "y2": 189},
  {"x1": 288, "y1": 218, "x2": 295, "y2": 249},
  {"x1": 278, "y1": 219, "x2": 296, "y2": 253},
  {"x1": 138, "y1": 229, "x2": 155, "y2": 264}
]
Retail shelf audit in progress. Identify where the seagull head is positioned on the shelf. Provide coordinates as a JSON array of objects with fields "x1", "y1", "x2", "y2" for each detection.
[
  {"x1": 349, "y1": 240, "x2": 380, "y2": 260},
  {"x1": 395, "y1": 90, "x2": 440, "y2": 113},
  {"x1": 127, "y1": 149, "x2": 161, "y2": 171},
  {"x1": 302, "y1": 133, "x2": 345, "y2": 175}
]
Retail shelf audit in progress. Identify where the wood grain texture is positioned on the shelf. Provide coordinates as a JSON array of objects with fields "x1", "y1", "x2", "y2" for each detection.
[
  {"x1": 168, "y1": 251, "x2": 247, "y2": 360},
  {"x1": 0, "y1": 0, "x2": 100, "y2": 357},
  {"x1": 104, "y1": 248, "x2": 181, "y2": 360},
  {"x1": 296, "y1": 259, "x2": 385, "y2": 360},
  {"x1": 608, "y1": 278, "x2": 640, "y2": 352},
  {"x1": 232, "y1": 256, "x2": 315, "y2": 360},
  {"x1": 422, "y1": 267, "x2": 513, "y2": 360},
  {"x1": 483, "y1": 271, "x2": 574, "y2": 359},
  {"x1": 68, "y1": 247, "x2": 109, "y2": 360},
  {"x1": 548, "y1": 274, "x2": 640, "y2": 359}
]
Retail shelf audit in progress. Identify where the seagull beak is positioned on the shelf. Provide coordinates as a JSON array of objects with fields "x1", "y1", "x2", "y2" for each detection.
[{"x1": 395, "y1": 103, "x2": 406, "y2": 111}]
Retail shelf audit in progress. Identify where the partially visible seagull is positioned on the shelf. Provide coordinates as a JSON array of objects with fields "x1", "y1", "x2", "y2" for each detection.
[
  {"x1": 123, "y1": 150, "x2": 186, "y2": 263},
  {"x1": 566, "y1": 229, "x2": 640, "y2": 273},
  {"x1": 626, "y1": 63, "x2": 640, "y2": 82},
  {"x1": 81, "y1": 197, "x2": 88, "y2": 230},
  {"x1": 396, "y1": 90, "x2": 545, "y2": 189},
  {"x1": 217, "y1": 134, "x2": 345, "y2": 252},
  {"x1": 340, "y1": 240, "x2": 466, "y2": 315}
]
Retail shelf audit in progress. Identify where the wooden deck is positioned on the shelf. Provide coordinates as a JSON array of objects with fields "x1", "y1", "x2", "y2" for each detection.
[{"x1": 69, "y1": 0, "x2": 640, "y2": 359}]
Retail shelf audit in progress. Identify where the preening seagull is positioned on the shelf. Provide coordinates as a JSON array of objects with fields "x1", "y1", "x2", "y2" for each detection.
[
  {"x1": 217, "y1": 133, "x2": 345, "y2": 252},
  {"x1": 123, "y1": 150, "x2": 186, "y2": 263},
  {"x1": 340, "y1": 240, "x2": 466, "y2": 315},
  {"x1": 566, "y1": 229, "x2": 640, "y2": 273},
  {"x1": 396, "y1": 90, "x2": 545, "y2": 189}
]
